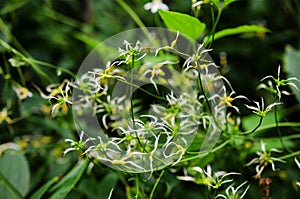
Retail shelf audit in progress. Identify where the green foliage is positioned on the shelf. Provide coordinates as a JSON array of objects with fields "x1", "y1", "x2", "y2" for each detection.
[
  {"x1": 206, "y1": 25, "x2": 270, "y2": 41},
  {"x1": 158, "y1": 10, "x2": 206, "y2": 40},
  {"x1": 0, "y1": 150, "x2": 30, "y2": 199}
]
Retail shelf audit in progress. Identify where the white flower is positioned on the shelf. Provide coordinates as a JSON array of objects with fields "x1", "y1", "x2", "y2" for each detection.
[
  {"x1": 244, "y1": 98, "x2": 281, "y2": 117},
  {"x1": 259, "y1": 65, "x2": 300, "y2": 100},
  {"x1": 64, "y1": 131, "x2": 95, "y2": 155},
  {"x1": 246, "y1": 141, "x2": 285, "y2": 179},
  {"x1": 177, "y1": 165, "x2": 240, "y2": 189},
  {"x1": 144, "y1": 0, "x2": 169, "y2": 14},
  {"x1": 12, "y1": 83, "x2": 33, "y2": 100},
  {"x1": 217, "y1": 181, "x2": 250, "y2": 199}
]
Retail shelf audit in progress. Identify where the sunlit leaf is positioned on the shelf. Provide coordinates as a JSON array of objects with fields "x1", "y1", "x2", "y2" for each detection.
[
  {"x1": 223, "y1": 0, "x2": 237, "y2": 7},
  {"x1": 206, "y1": 25, "x2": 270, "y2": 41},
  {"x1": 158, "y1": 10, "x2": 206, "y2": 40}
]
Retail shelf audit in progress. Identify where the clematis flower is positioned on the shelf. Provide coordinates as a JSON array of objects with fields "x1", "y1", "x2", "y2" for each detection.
[
  {"x1": 177, "y1": 165, "x2": 240, "y2": 190},
  {"x1": 64, "y1": 131, "x2": 95, "y2": 155},
  {"x1": 0, "y1": 107, "x2": 14, "y2": 124},
  {"x1": 245, "y1": 98, "x2": 281, "y2": 118},
  {"x1": 258, "y1": 65, "x2": 300, "y2": 100},
  {"x1": 12, "y1": 83, "x2": 33, "y2": 100},
  {"x1": 217, "y1": 181, "x2": 250, "y2": 199},
  {"x1": 246, "y1": 141, "x2": 285, "y2": 179},
  {"x1": 144, "y1": 0, "x2": 169, "y2": 14}
]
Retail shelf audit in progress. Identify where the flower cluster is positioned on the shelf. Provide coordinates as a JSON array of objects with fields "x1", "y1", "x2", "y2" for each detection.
[{"x1": 62, "y1": 34, "x2": 227, "y2": 174}]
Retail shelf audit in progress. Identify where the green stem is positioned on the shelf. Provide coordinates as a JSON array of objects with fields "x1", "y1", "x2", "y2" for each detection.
[
  {"x1": 134, "y1": 174, "x2": 139, "y2": 199},
  {"x1": 274, "y1": 104, "x2": 289, "y2": 152},
  {"x1": 241, "y1": 116, "x2": 263, "y2": 135},
  {"x1": 130, "y1": 56, "x2": 135, "y2": 125},
  {"x1": 112, "y1": 77, "x2": 166, "y2": 101},
  {"x1": 206, "y1": 7, "x2": 222, "y2": 48},
  {"x1": 116, "y1": 0, "x2": 153, "y2": 42},
  {"x1": 149, "y1": 170, "x2": 165, "y2": 199},
  {"x1": 279, "y1": 150, "x2": 300, "y2": 160},
  {"x1": 242, "y1": 122, "x2": 300, "y2": 135},
  {"x1": 183, "y1": 139, "x2": 230, "y2": 161},
  {"x1": 0, "y1": 39, "x2": 52, "y2": 83},
  {"x1": 25, "y1": 58, "x2": 76, "y2": 78}
]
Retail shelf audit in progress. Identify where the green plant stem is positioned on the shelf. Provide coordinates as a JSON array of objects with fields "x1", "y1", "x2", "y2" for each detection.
[
  {"x1": 242, "y1": 122, "x2": 300, "y2": 135},
  {"x1": 279, "y1": 150, "x2": 300, "y2": 160},
  {"x1": 134, "y1": 174, "x2": 139, "y2": 199},
  {"x1": 116, "y1": 0, "x2": 152, "y2": 42},
  {"x1": 183, "y1": 139, "x2": 230, "y2": 161},
  {"x1": 130, "y1": 56, "x2": 135, "y2": 125},
  {"x1": 25, "y1": 58, "x2": 76, "y2": 78},
  {"x1": 206, "y1": 7, "x2": 222, "y2": 48},
  {"x1": 0, "y1": 39, "x2": 52, "y2": 82},
  {"x1": 149, "y1": 170, "x2": 165, "y2": 199},
  {"x1": 241, "y1": 116, "x2": 263, "y2": 135},
  {"x1": 43, "y1": 6, "x2": 89, "y2": 33},
  {"x1": 274, "y1": 104, "x2": 289, "y2": 152},
  {"x1": 112, "y1": 77, "x2": 166, "y2": 101}
]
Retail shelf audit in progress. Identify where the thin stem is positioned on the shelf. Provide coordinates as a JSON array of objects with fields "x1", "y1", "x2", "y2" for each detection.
[
  {"x1": 130, "y1": 55, "x2": 136, "y2": 125},
  {"x1": 205, "y1": 7, "x2": 222, "y2": 48},
  {"x1": 183, "y1": 139, "x2": 230, "y2": 161},
  {"x1": 125, "y1": 183, "x2": 132, "y2": 199},
  {"x1": 197, "y1": 71, "x2": 222, "y2": 130},
  {"x1": 116, "y1": 0, "x2": 154, "y2": 43},
  {"x1": 241, "y1": 116, "x2": 263, "y2": 135},
  {"x1": 26, "y1": 58, "x2": 76, "y2": 78},
  {"x1": 0, "y1": 39, "x2": 52, "y2": 83},
  {"x1": 112, "y1": 77, "x2": 166, "y2": 101},
  {"x1": 279, "y1": 150, "x2": 300, "y2": 160},
  {"x1": 274, "y1": 104, "x2": 290, "y2": 152},
  {"x1": 134, "y1": 174, "x2": 139, "y2": 199},
  {"x1": 149, "y1": 170, "x2": 165, "y2": 199},
  {"x1": 242, "y1": 122, "x2": 300, "y2": 135}
]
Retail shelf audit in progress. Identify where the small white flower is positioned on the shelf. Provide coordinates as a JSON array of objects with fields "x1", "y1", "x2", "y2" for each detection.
[
  {"x1": 244, "y1": 98, "x2": 281, "y2": 117},
  {"x1": 246, "y1": 141, "x2": 285, "y2": 179},
  {"x1": 12, "y1": 83, "x2": 33, "y2": 100},
  {"x1": 217, "y1": 181, "x2": 250, "y2": 199},
  {"x1": 259, "y1": 65, "x2": 300, "y2": 100},
  {"x1": 177, "y1": 165, "x2": 240, "y2": 190},
  {"x1": 64, "y1": 131, "x2": 95, "y2": 155},
  {"x1": 144, "y1": 0, "x2": 169, "y2": 14}
]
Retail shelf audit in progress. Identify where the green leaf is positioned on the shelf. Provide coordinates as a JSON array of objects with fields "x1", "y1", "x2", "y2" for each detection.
[
  {"x1": 211, "y1": 0, "x2": 220, "y2": 7},
  {"x1": 77, "y1": 173, "x2": 118, "y2": 198},
  {"x1": 283, "y1": 46, "x2": 300, "y2": 102},
  {"x1": 30, "y1": 177, "x2": 59, "y2": 199},
  {"x1": 48, "y1": 159, "x2": 88, "y2": 199},
  {"x1": 0, "y1": 0, "x2": 28, "y2": 15},
  {"x1": 0, "y1": 150, "x2": 30, "y2": 199},
  {"x1": 223, "y1": 0, "x2": 237, "y2": 7},
  {"x1": 158, "y1": 10, "x2": 206, "y2": 40},
  {"x1": 207, "y1": 25, "x2": 270, "y2": 41}
]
